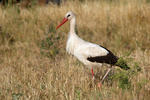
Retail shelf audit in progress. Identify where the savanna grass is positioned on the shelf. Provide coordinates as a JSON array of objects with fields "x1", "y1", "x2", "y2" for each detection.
[{"x1": 0, "y1": 0, "x2": 150, "y2": 99}]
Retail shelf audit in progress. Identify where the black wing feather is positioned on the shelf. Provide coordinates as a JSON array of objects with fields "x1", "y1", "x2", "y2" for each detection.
[{"x1": 87, "y1": 46, "x2": 118, "y2": 65}]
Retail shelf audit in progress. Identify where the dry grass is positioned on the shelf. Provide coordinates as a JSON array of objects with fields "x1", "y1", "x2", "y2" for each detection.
[{"x1": 0, "y1": 0, "x2": 150, "y2": 100}]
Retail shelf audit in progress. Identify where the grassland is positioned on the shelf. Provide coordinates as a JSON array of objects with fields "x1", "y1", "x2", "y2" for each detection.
[{"x1": 0, "y1": 0, "x2": 150, "y2": 100}]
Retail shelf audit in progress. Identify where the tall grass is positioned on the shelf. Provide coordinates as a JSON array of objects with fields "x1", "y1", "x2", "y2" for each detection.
[{"x1": 0, "y1": 0, "x2": 150, "y2": 100}]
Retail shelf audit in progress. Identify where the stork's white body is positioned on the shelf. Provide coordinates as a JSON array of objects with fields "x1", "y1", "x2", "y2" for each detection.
[
  {"x1": 65, "y1": 13, "x2": 110, "y2": 69},
  {"x1": 66, "y1": 32, "x2": 109, "y2": 68}
]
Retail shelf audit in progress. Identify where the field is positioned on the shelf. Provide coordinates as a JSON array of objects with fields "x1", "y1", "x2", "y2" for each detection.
[{"x1": 0, "y1": 0, "x2": 150, "y2": 99}]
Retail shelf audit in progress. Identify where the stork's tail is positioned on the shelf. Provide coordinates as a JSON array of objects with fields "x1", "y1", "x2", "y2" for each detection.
[{"x1": 115, "y1": 57, "x2": 130, "y2": 70}]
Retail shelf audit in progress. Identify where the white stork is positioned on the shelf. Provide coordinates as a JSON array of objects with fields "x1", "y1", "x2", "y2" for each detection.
[{"x1": 56, "y1": 11, "x2": 129, "y2": 84}]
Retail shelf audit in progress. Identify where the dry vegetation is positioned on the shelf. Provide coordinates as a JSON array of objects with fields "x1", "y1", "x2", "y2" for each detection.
[{"x1": 0, "y1": 0, "x2": 150, "y2": 100}]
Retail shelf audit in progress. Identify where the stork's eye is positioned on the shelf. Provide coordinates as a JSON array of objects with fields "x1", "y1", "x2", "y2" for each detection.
[{"x1": 67, "y1": 14, "x2": 70, "y2": 17}]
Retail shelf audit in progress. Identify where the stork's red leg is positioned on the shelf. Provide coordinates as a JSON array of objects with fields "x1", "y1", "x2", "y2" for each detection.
[
  {"x1": 97, "y1": 68, "x2": 112, "y2": 88},
  {"x1": 101, "y1": 68, "x2": 111, "y2": 83},
  {"x1": 91, "y1": 68, "x2": 94, "y2": 79}
]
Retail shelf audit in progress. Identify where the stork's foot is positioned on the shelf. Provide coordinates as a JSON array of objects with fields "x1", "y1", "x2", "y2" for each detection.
[
  {"x1": 97, "y1": 82, "x2": 102, "y2": 88},
  {"x1": 92, "y1": 76, "x2": 95, "y2": 80}
]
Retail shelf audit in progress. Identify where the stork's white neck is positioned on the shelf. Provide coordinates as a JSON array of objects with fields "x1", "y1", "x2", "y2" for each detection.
[
  {"x1": 66, "y1": 16, "x2": 83, "y2": 54},
  {"x1": 69, "y1": 17, "x2": 76, "y2": 34}
]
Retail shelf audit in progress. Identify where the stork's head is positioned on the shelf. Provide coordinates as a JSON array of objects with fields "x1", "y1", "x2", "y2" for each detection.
[
  {"x1": 56, "y1": 11, "x2": 75, "y2": 29},
  {"x1": 65, "y1": 11, "x2": 75, "y2": 20}
]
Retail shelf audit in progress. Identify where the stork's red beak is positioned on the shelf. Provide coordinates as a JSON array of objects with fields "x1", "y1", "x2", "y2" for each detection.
[{"x1": 56, "y1": 18, "x2": 68, "y2": 29}]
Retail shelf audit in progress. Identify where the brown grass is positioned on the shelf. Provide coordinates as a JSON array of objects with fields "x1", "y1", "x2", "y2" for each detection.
[{"x1": 0, "y1": 0, "x2": 150, "y2": 100}]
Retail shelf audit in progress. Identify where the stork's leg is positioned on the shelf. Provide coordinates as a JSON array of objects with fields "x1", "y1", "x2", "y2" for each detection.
[
  {"x1": 91, "y1": 68, "x2": 95, "y2": 80},
  {"x1": 101, "y1": 68, "x2": 112, "y2": 83}
]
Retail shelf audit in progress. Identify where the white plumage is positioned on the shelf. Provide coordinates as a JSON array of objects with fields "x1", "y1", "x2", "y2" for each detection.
[{"x1": 66, "y1": 33, "x2": 109, "y2": 68}]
